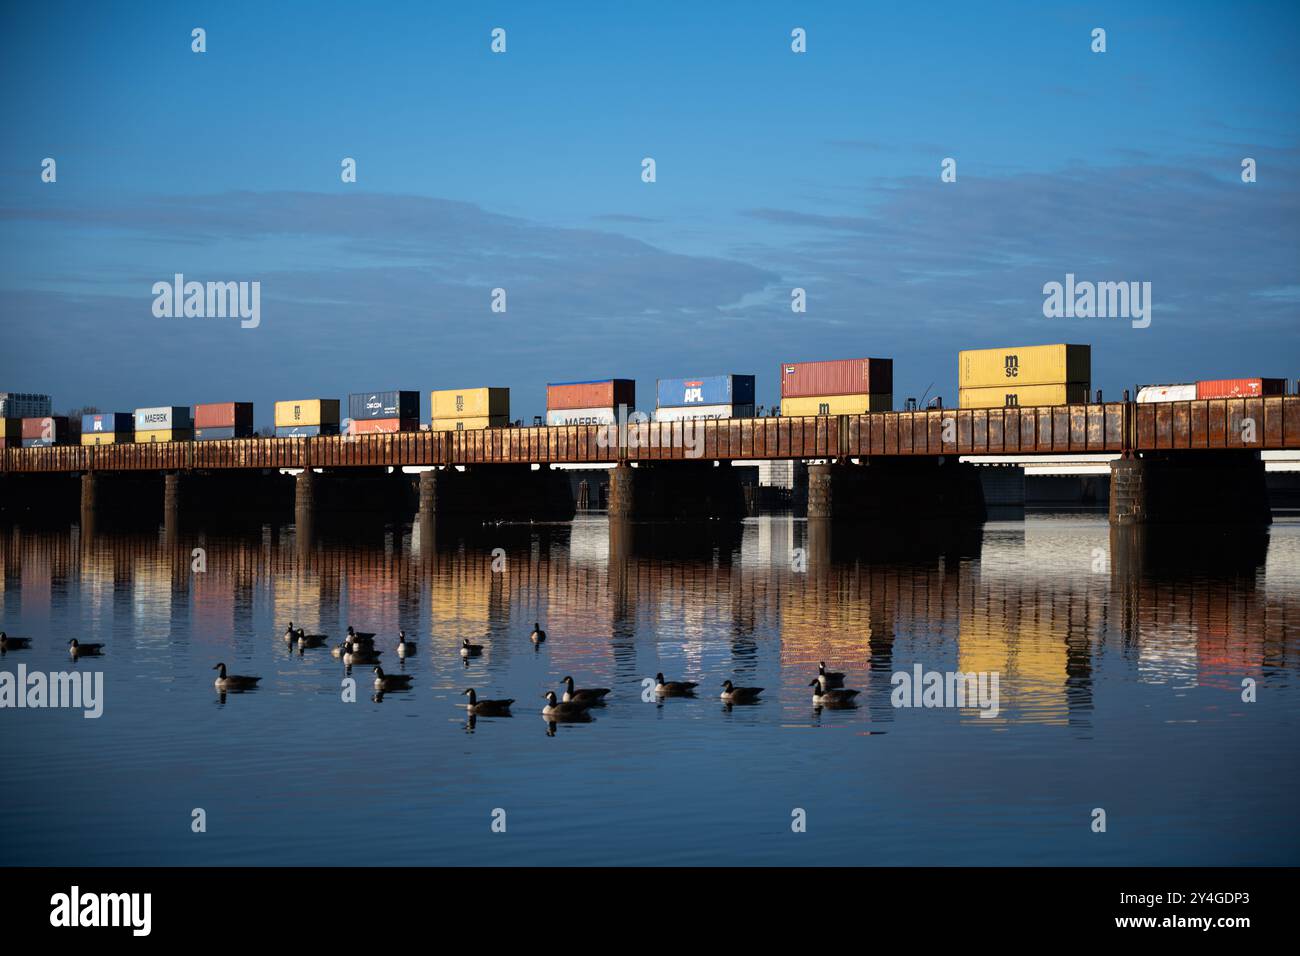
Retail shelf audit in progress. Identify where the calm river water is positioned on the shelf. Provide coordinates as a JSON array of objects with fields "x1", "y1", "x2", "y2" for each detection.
[{"x1": 1, "y1": 513, "x2": 1297, "y2": 866}]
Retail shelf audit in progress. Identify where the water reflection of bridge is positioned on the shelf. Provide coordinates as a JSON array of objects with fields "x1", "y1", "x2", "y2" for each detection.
[{"x1": 1, "y1": 518, "x2": 1289, "y2": 726}]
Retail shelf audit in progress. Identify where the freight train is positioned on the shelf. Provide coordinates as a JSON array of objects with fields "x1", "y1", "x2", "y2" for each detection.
[{"x1": 2, "y1": 348, "x2": 1292, "y2": 447}]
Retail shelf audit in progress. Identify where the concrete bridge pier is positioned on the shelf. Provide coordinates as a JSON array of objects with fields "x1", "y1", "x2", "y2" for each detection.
[
  {"x1": 1109, "y1": 451, "x2": 1270, "y2": 527},
  {"x1": 295, "y1": 468, "x2": 316, "y2": 522},
  {"x1": 605, "y1": 462, "x2": 745, "y2": 521},
  {"x1": 805, "y1": 457, "x2": 986, "y2": 524}
]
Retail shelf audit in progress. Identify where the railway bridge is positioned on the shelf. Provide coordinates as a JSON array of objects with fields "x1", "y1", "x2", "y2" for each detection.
[{"x1": 2, "y1": 398, "x2": 1296, "y2": 529}]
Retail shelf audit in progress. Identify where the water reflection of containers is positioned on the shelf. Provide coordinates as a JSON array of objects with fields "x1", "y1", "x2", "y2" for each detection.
[
  {"x1": 1195, "y1": 377, "x2": 1286, "y2": 399},
  {"x1": 780, "y1": 358, "x2": 891, "y2": 398},
  {"x1": 194, "y1": 402, "x2": 254, "y2": 437},
  {"x1": 347, "y1": 390, "x2": 419, "y2": 422},
  {"x1": 431, "y1": 387, "x2": 510, "y2": 420},
  {"x1": 349, "y1": 418, "x2": 419, "y2": 434},
  {"x1": 547, "y1": 379, "x2": 635, "y2": 411},
  {"x1": 545, "y1": 406, "x2": 620, "y2": 426},
  {"x1": 781, "y1": 394, "x2": 892, "y2": 416},
  {"x1": 656, "y1": 374, "x2": 755, "y2": 409},
  {"x1": 654, "y1": 403, "x2": 755, "y2": 422},
  {"x1": 20, "y1": 416, "x2": 70, "y2": 444},
  {"x1": 1136, "y1": 384, "x2": 1196, "y2": 403},
  {"x1": 134, "y1": 406, "x2": 192, "y2": 431}
]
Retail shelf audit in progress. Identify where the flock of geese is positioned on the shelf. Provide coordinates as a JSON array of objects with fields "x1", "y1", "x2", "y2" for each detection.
[{"x1": 1, "y1": 626, "x2": 864, "y2": 714}]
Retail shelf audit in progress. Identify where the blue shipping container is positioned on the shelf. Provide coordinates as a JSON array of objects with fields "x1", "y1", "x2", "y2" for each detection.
[
  {"x1": 195, "y1": 426, "x2": 253, "y2": 441},
  {"x1": 275, "y1": 424, "x2": 339, "y2": 438},
  {"x1": 656, "y1": 374, "x2": 756, "y2": 409},
  {"x1": 82, "y1": 413, "x2": 134, "y2": 434},
  {"x1": 348, "y1": 390, "x2": 419, "y2": 421}
]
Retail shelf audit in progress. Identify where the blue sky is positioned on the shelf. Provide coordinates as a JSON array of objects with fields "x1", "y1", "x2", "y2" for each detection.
[{"x1": 1, "y1": 0, "x2": 1297, "y2": 422}]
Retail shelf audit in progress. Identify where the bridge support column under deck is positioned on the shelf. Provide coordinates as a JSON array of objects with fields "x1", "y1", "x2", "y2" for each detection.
[
  {"x1": 295, "y1": 468, "x2": 315, "y2": 522},
  {"x1": 606, "y1": 462, "x2": 745, "y2": 522},
  {"x1": 805, "y1": 458, "x2": 986, "y2": 524},
  {"x1": 1109, "y1": 451, "x2": 1270, "y2": 527}
]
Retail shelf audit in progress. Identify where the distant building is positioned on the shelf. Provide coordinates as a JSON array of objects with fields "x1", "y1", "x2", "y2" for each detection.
[{"x1": 0, "y1": 392, "x2": 52, "y2": 418}]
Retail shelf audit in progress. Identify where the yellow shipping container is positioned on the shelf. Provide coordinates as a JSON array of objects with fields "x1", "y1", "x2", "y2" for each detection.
[
  {"x1": 431, "y1": 387, "x2": 509, "y2": 420},
  {"x1": 958, "y1": 382, "x2": 1090, "y2": 409},
  {"x1": 958, "y1": 344, "x2": 1090, "y2": 389},
  {"x1": 274, "y1": 399, "x2": 340, "y2": 428},
  {"x1": 135, "y1": 428, "x2": 192, "y2": 443},
  {"x1": 430, "y1": 416, "x2": 510, "y2": 431},
  {"x1": 81, "y1": 433, "x2": 119, "y2": 445},
  {"x1": 781, "y1": 393, "x2": 893, "y2": 416}
]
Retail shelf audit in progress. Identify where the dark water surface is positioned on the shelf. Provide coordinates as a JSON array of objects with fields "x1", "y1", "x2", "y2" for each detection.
[{"x1": 1, "y1": 514, "x2": 1297, "y2": 866}]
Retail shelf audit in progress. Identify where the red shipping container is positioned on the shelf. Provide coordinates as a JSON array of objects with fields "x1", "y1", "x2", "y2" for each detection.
[
  {"x1": 195, "y1": 401, "x2": 254, "y2": 430},
  {"x1": 780, "y1": 358, "x2": 893, "y2": 399},
  {"x1": 1195, "y1": 378, "x2": 1286, "y2": 399},
  {"x1": 349, "y1": 417, "x2": 419, "y2": 434},
  {"x1": 21, "y1": 416, "x2": 68, "y2": 439},
  {"x1": 546, "y1": 379, "x2": 636, "y2": 411}
]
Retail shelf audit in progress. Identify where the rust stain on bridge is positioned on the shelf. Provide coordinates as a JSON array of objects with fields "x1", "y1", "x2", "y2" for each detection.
[{"x1": 3, "y1": 398, "x2": 1298, "y2": 473}]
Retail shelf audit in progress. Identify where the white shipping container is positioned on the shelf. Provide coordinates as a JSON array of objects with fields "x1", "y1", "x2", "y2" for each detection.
[
  {"x1": 1136, "y1": 384, "x2": 1197, "y2": 403},
  {"x1": 546, "y1": 406, "x2": 620, "y2": 426},
  {"x1": 653, "y1": 403, "x2": 755, "y2": 422},
  {"x1": 134, "y1": 405, "x2": 191, "y2": 429}
]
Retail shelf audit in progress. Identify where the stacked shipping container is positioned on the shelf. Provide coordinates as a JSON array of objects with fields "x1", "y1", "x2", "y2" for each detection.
[
  {"x1": 546, "y1": 380, "x2": 634, "y2": 426},
  {"x1": 81, "y1": 412, "x2": 134, "y2": 445},
  {"x1": 134, "y1": 406, "x2": 192, "y2": 442},
  {"x1": 780, "y1": 358, "x2": 892, "y2": 415},
  {"x1": 958, "y1": 344, "x2": 1090, "y2": 409},
  {"x1": 274, "y1": 399, "x2": 340, "y2": 437},
  {"x1": 654, "y1": 374, "x2": 755, "y2": 421},
  {"x1": 430, "y1": 388, "x2": 509, "y2": 431},
  {"x1": 347, "y1": 390, "x2": 419, "y2": 434},
  {"x1": 21, "y1": 416, "x2": 70, "y2": 446},
  {"x1": 195, "y1": 402, "x2": 254, "y2": 440}
]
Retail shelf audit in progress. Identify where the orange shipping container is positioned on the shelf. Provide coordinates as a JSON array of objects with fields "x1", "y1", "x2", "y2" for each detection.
[
  {"x1": 1195, "y1": 378, "x2": 1285, "y2": 399},
  {"x1": 780, "y1": 358, "x2": 892, "y2": 399},
  {"x1": 349, "y1": 418, "x2": 419, "y2": 434},
  {"x1": 547, "y1": 379, "x2": 635, "y2": 411}
]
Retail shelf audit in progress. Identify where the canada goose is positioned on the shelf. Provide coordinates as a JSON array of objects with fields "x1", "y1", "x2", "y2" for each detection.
[
  {"x1": 460, "y1": 638, "x2": 483, "y2": 658},
  {"x1": 654, "y1": 673, "x2": 698, "y2": 696},
  {"x1": 68, "y1": 639, "x2": 104, "y2": 657},
  {"x1": 530, "y1": 622, "x2": 546, "y2": 644},
  {"x1": 541, "y1": 690, "x2": 590, "y2": 719},
  {"x1": 561, "y1": 675, "x2": 610, "y2": 704},
  {"x1": 213, "y1": 662, "x2": 260, "y2": 691},
  {"x1": 295, "y1": 629, "x2": 328, "y2": 648},
  {"x1": 283, "y1": 622, "x2": 296, "y2": 642},
  {"x1": 372, "y1": 667, "x2": 413, "y2": 691},
  {"x1": 346, "y1": 626, "x2": 376, "y2": 643},
  {"x1": 818, "y1": 662, "x2": 846, "y2": 689},
  {"x1": 720, "y1": 680, "x2": 763, "y2": 703},
  {"x1": 396, "y1": 630, "x2": 416, "y2": 658},
  {"x1": 0, "y1": 632, "x2": 32, "y2": 651},
  {"x1": 343, "y1": 642, "x2": 382, "y2": 666},
  {"x1": 463, "y1": 688, "x2": 514, "y2": 716},
  {"x1": 810, "y1": 680, "x2": 860, "y2": 707}
]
